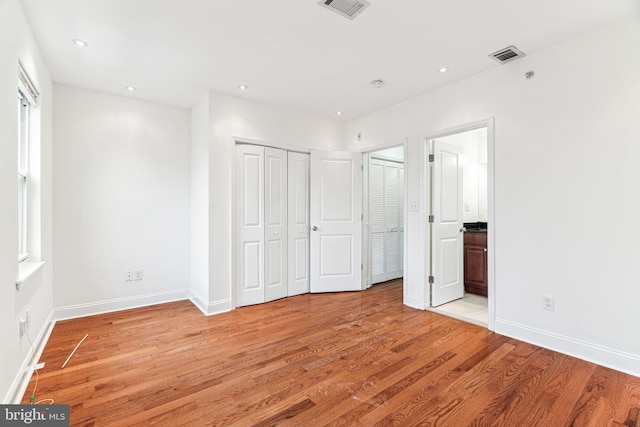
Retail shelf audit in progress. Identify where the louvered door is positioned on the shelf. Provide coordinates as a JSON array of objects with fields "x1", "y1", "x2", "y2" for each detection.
[{"x1": 370, "y1": 158, "x2": 404, "y2": 284}]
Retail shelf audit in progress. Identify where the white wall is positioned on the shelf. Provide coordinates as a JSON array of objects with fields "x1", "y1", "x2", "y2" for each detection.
[
  {"x1": 0, "y1": 0, "x2": 54, "y2": 403},
  {"x1": 206, "y1": 93, "x2": 344, "y2": 312},
  {"x1": 190, "y1": 92, "x2": 210, "y2": 311},
  {"x1": 346, "y1": 15, "x2": 640, "y2": 375},
  {"x1": 53, "y1": 85, "x2": 191, "y2": 319}
]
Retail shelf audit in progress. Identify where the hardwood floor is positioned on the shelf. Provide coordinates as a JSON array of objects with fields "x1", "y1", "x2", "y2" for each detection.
[{"x1": 23, "y1": 280, "x2": 640, "y2": 426}]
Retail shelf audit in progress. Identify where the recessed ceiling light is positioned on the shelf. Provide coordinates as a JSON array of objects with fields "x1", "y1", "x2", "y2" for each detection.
[
  {"x1": 335, "y1": 111, "x2": 343, "y2": 116},
  {"x1": 72, "y1": 39, "x2": 88, "y2": 47},
  {"x1": 438, "y1": 67, "x2": 449, "y2": 73},
  {"x1": 125, "y1": 86, "x2": 136, "y2": 92},
  {"x1": 238, "y1": 85, "x2": 248, "y2": 90}
]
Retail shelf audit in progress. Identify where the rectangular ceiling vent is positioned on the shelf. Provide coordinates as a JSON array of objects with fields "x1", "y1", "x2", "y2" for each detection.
[
  {"x1": 318, "y1": 0, "x2": 370, "y2": 20},
  {"x1": 489, "y1": 45, "x2": 526, "y2": 64}
]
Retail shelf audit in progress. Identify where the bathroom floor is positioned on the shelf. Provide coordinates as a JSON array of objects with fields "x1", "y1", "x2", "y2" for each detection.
[{"x1": 429, "y1": 293, "x2": 488, "y2": 327}]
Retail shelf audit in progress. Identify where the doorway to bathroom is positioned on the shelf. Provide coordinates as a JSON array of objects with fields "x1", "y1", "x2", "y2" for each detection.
[{"x1": 427, "y1": 126, "x2": 489, "y2": 327}]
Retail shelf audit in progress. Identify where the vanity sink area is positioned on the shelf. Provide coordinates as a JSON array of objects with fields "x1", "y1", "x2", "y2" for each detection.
[
  {"x1": 464, "y1": 222, "x2": 487, "y2": 233},
  {"x1": 463, "y1": 223, "x2": 488, "y2": 296}
]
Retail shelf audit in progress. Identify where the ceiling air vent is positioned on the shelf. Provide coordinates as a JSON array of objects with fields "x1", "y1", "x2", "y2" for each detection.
[
  {"x1": 318, "y1": 0, "x2": 370, "y2": 20},
  {"x1": 489, "y1": 45, "x2": 526, "y2": 64}
]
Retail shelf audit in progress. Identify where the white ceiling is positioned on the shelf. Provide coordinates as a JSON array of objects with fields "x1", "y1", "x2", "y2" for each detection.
[{"x1": 20, "y1": 0, "x2": 640, "y2": 121}]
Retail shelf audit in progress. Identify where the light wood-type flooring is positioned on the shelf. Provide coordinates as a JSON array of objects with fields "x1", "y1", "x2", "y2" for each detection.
[{"x1": 23, "y1": 280, "x2": 640, "y2": 426}]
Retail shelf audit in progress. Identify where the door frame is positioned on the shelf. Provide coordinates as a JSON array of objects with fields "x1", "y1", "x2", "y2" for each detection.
[
  {"x1": 363, "y1": 146, "x2": 407, "y2": 289},
  {"x1": 361, "y1": 140, "x2": 408, "y2": 290},
  {"x1": 421, "y1": 118, "x2": 495, "y2": 331}
]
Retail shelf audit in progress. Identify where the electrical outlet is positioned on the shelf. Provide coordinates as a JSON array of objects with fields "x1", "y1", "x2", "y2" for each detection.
[
  {"x1": 132, "y1": 269, "x2": 143, "y2": 281},
  {"x1": 125, "y1": 271, "x2": 133, "y2": 281},
  {"x1": 543, "y1": 295, "x2": 555, "y2": 311}
]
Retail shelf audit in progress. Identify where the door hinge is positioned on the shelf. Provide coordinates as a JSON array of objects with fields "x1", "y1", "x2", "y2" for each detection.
[
  {"x1": 428, "y1": 275, "x2": 434, "y2": 284},
  {"x1": 361, "y1": 264, "x2": 363, "y2": 270},
  {"x1": 428, "y1": 215, "x2": 434, "y2": 223},
  {"x1": 429, "y1": 154, "x2": 434, "y2": 162},
  {"x1": 361, "y1": 214, "x2": 363, "y2": 220}
]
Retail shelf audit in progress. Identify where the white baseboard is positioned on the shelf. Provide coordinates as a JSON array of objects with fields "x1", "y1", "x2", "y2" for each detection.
[
  {"x1": 5, "y1": 310, "x2": 55, "y2": 404},
  {"x1": 495, "y1": 318, "x2": 640, "y2": 378},
  {"x1": 53, "y1": 289, "x2": 191, "y2": 321},
  {"x1": 403, "y1": 295, "x2": 427, "y2": 311},
  {"x1": 189, "y1": 292, "x2": 232, "y2": 316}
]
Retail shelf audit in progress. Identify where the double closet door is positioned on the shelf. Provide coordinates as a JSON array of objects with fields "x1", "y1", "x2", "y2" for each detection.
[
  {"x1": 235, "y1": 145, "x2": 310, "y2": 307},
  {"x1": 369, "y1": 158, "x2": 404, "y2": 284}
]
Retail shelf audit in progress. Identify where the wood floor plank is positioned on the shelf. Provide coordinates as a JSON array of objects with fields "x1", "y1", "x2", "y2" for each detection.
[{"x1": 21, "y1": 280, "x2": 640, "y2": 426}]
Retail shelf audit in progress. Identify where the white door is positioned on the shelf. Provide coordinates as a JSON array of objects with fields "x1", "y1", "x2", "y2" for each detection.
[
  {"x1": 384, "y1": 162, "x2": 402, "y2": 281},
  {"x1": 430, "y1": 140, "x2": 464, "y2": 306},
  {"x1": 310, "y1": 151, "x2": 362, "y2": 293},
  {"x1": 264, "y1": 148, "x2": 288, "y2": 302},
  {"x1": 288, "y1": 152, "x2": 310, "y2": 296},
  {"x1": 369, "y1": 159, "x2": 385, "y2": 284},
  {"x1": 369, "y1": 159, "x2": 404, "y2": 284},
  {"x1": 235, "y1": 145, "x2": 265, "y2": 307}
]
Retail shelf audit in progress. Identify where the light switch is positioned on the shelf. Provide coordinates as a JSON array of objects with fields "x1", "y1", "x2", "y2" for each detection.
[{"x1": 133, "y1": 269, "x2": 143, "y2": 281}]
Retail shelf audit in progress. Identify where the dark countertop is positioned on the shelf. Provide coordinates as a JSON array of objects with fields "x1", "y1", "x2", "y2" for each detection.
[{"x1": 464, "y1": 222, "x2": 487, "y2": 233}]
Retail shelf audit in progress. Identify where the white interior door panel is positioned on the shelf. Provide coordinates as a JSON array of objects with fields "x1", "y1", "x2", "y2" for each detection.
[
  {"x1": 288, "y1": 152, "x2": 310, "y2": 296},
  {"x1": 431, "y1": 141, "x2": 464, "y2": 307},
  {"x1": 310, "y1": 151, "x2": 362, "y2": 293}
]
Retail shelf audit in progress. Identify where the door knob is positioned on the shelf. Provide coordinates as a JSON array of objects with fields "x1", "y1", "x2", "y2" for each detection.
[
  {"x1": 273, "y1": 231, "x2": 279, "y2": 235},
  {"x1": 460, "y1": 227, "x2": 467, "y2": 232},
  {"x1": 312, "y1": 226, "x2": 318, "y2": 231}
]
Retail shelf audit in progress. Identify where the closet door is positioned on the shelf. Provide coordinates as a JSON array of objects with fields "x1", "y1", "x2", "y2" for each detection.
[
  {"x1": 288, "y1": 152, "x2": 310, "y2": 296},
  {"x1": 385, "y1": 162, "x2": 401, "y2": 281},
  {"x1": 369, "y1": 159, "x2": 386, "y2": 284},
  {"x1": 264, "y1": 148, "x2": 288, "y2": 302},
  {"x1": 398, "y1": 164, "x2": 405, "y2": 277},
  {"x1": 235, "y1": 145, "x2": 265, "y2": 307},
  {"x1": 369, "y1": 158, "x2": 405, "y2": 284}
]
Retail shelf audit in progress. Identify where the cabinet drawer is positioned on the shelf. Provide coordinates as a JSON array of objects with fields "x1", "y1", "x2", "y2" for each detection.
[{"x1": 464, "y1": 232, "x2": 487, "y2": 246}]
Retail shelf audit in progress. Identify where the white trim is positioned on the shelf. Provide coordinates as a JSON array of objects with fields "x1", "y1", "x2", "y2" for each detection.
[
  {"x1": 231, "y1": 135, "x2": 311, "y2": 155},
  {"x1": 5, "y1": 310, "x2": 55, "y2": 404},
  {"x1": 18, "y1": 61, "x2": 39, "y2": 106},
  {"x1": 495, "y1": 318, "x2": 640, "y2": 378},
  {"x1": 16, "y1": 261, "x2": 45, "y2": 291},
  {"x1": 189, "y1": 289, "x2": 208, "y2": 315},
  {"x1": 53, "y1": 289, "x2": 190, "y2": 321},
  {"x1": 420, "y1": 118, "x2": 496, "y2": 331},
  {"x1": 485, "y1": 118, "x2": 496, "y2": 332},
  {"x1": 189, "y1": 290, "x2": 233, "y2": 316},
  {"x1": 230, "y1": 136, "x2": 238, "y2": 310}
]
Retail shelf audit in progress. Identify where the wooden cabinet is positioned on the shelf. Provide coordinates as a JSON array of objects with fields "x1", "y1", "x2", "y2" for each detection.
[{"x1": 464, "y1": 232, "x2": 487, "y2": 296}]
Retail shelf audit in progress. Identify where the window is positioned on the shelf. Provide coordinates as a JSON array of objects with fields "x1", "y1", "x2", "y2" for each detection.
[
  {"x1": 18, "y1": 91, "x2": 30, "y2": 261},
  {"x1": 17, "y1": 62, "x2": 39, "y2": 263}
]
